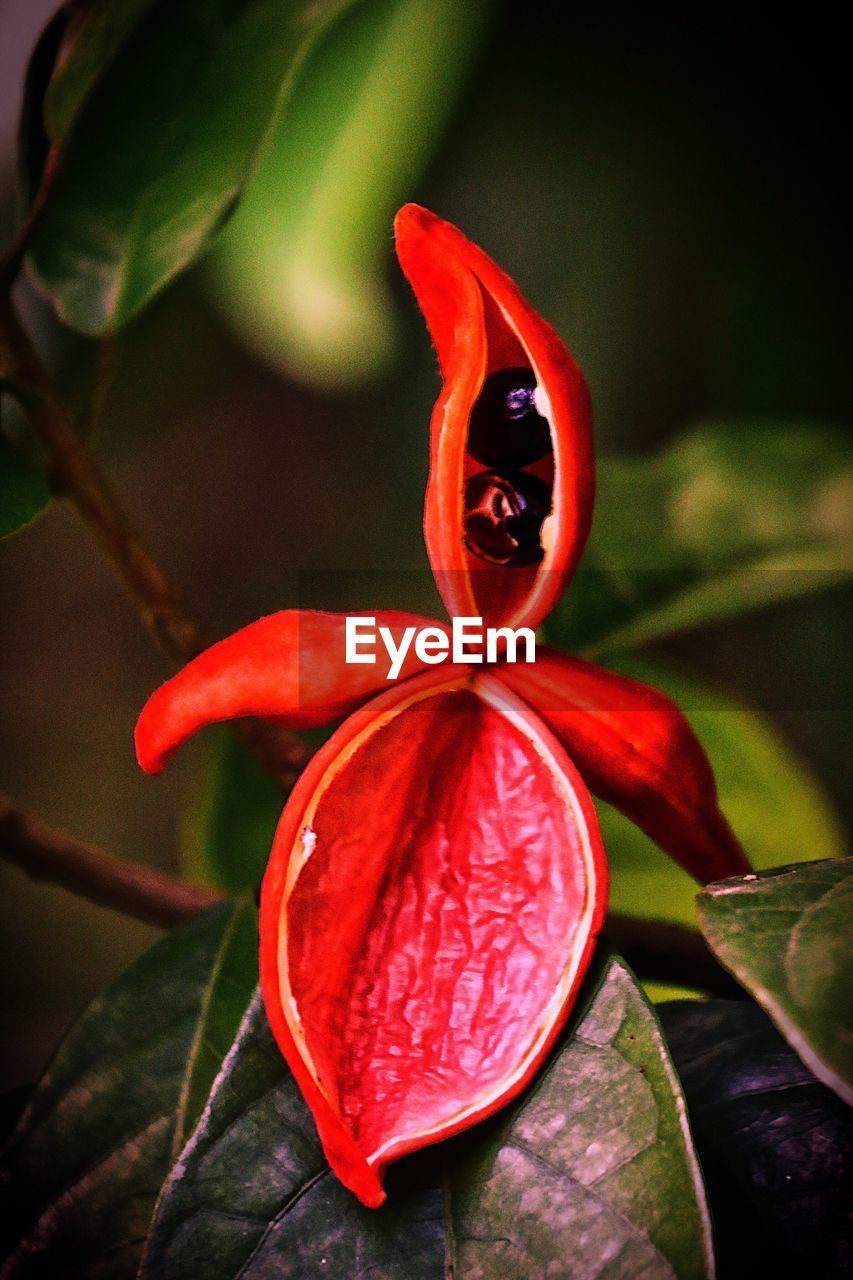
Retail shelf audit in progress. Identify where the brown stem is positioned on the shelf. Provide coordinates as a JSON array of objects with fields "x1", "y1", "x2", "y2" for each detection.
[
  {"x1": 0, "y1": 294, "x2": 202, "y2": 658},
  {"x1": 0, "y1": 147, "x2": 61, "y2": 291},
  {"x1": 605, "y1": 912, "x2": 745, "y2": 1000},
  {"x1": 0, "y1": 293, "x2": 310, "y2": 786},
  {"x1": 1, "y1": 793, "x2": 220, "y2": 929},
  {"x1": 1, "y1": 792, "x2": 743, "y2": 998}
]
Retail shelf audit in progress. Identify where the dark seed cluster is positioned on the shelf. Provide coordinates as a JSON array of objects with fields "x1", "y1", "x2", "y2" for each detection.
[
  {"x1": 464, "y1": 368, "x2": 552, "y2": 566},
  {"x1": 464, "y1": 470, "x2": 550, "y2": 567}
]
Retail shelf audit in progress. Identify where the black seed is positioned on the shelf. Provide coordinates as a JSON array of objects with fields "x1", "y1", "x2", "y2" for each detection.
[
  {"x1": 467, "y1": 367, "x2": 551, "y2": 467},
  {"x1": 464, "y1": 469, "x2": 551, "y2": 566}
]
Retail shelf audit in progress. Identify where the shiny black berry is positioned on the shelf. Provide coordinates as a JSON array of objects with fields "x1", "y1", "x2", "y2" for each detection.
[{"x1": 467, "y1": 367, "x2": 551, "y2": 467}]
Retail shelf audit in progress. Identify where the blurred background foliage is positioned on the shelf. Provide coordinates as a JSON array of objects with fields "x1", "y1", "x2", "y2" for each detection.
[{"x1": 0, "y1": 0, "x2": 850, "y2": 1091}]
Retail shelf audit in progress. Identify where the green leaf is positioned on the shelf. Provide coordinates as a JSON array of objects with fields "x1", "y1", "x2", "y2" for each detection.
[
  {"x1": 172, "y1": 900, "x2": 259, "y2": 1152},
  {"x1": 0, "y1": 432, "x2": 50, "y2": 539},
  {"x1": 595, "y1": 658, "x2": 845, "y2": 940},
  {"x1": 207, "y1": 0, "x2": 491, "y2": 388},
  {"x1": 144, "y1": 954, "x2": 713, "y2": 1278},
  {"x1": 16, "y1": 6, "x2": 67, "y2": 207},
  {"x1": 26, "y1": 0, "x2": 356, "y2": 336},
  {"x1": 660, "y1": 999, "x2": 853, "y2": 1280},
  {"x1": 697, "y1": 859, "x2": 853, "y2": 1105},
  {"x1": 0, "y1": 901, "x2": 257, "y2": 1277},
  {"x1": 181, "y1": 724, "x2": 333, "y2": 892},
  {"x1": 546, "y1": 423, "x2": 853, "y2": 657},
  {"x1": 181, "y1": 729, "x2": 285, "y2": 892},
  {"x1": 447, "y1": 953, "x2": 714, "y2": 1280},
  {"x1": 44, "y1": 0, "x2": 161, "y2": 142}
]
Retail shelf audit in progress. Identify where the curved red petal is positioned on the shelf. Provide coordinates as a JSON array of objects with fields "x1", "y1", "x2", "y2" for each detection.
[
  {"x1": 501, "y1": 649, "x2": 751, "y2": 884},
  {"x1": 394, "y1": 204, "x2": 594, "y2": 633},
  {"x1": 135, "y1": 610, "x2": 443, "y2": 774},
  {"x1": 259, "y1": 667, "x2": 607, "y2": 1206}
]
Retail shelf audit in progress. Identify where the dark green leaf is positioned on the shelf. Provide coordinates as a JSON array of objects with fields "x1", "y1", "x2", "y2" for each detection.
[
  {"x1": 172, "y1": 900, "x2": 259, "y2": 1151},
  {"x1": 144, "y1": 954, "x2": 712, "y2": 1278},
  {"x1": 697, "y1": 859, "x2": 853, "y2": 1104},
  {"x1": 546, "y1": 423, "x2": 853, "y2": 656},
  {"x1": 598, "y1": 659, "x2": 844, "y2": 941},
  {"x1": 660, "y1": 999, "x2": 853, "y2": 1280},
  {"x1": 0, "y1": 900, "x2": 257, "y2": 1277},
  {"x1": 26, "y1": 0, "x2": 355, "y2": 335},
  {"x1": 0, "y1": 432, "x2": 50, "y2": 539},
  {"x1": 44, "y1": 0, "x2": 161, "y2": 143},
  {"x1": 447, "y1": 953, "x2": 713, "y2": 1280},
  {"x1": 16, "y1": 6, "x2": 67, "y2": 208},
  {"x1": 181, "y1": 729, "x2": 284, "y2": 892},
  {"x1": 144, "y1": 988, "x2": 444, "y2": 1279},
  {"x1": 207, "y1": 0, "x2": 491, "y2": 388}
]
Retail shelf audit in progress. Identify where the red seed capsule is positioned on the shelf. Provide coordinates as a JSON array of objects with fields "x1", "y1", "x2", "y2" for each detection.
[{"x1": 394, "y1": 203, "x2": 595, "y2": 632}]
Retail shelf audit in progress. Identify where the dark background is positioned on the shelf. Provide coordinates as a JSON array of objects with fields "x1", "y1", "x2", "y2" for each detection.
[{"x1": 0, "y1": 1, "x2": 850, "y2": 1089}]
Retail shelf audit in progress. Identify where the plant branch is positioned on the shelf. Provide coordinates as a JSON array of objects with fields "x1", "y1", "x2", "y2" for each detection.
[
  {"x1": 0, "y1": 293, "x2": 310, "y2": 786},
  {"x1": 0, "y1": 147, "x2": 61, "y2": 291},
  {"x1": 0, "y1": 291, "x2": 203, "y2": 659},
  {"x1": 0, "y1": 792, "x2": 743, "y2": 997},
  {"x1": 0, "y1": 793, "x2": 220, "y2": 929}
]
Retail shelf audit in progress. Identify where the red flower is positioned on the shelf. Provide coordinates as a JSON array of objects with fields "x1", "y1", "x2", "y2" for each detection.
[{"x1": 136, "y1": 205, "x2": 749, "y2": 1208}]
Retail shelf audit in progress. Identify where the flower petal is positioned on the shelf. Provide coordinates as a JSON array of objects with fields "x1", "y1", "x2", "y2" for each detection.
[
  {"x1": 501, "y1": 649, "x2": 751, "y2": 884},
  {"x1": 135, "y1": 610, "x2": 443, "y2": 774},
  {"x1": 260, "y1": 667, "x2": 607, "y2": 1206},
  {"x1": 395, "y1": 203, "x2": 593, "y2": 632}
]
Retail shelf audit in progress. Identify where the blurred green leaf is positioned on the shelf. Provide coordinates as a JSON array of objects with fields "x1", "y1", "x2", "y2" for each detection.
[
  {"x1": 0, "y1": 432, "x2": 50, "y2": 539},
  {"x1": 207, "y1": 0, "x2": 491, "y2": 388},
  {"x1": 182, "y1": 724, "x2": 333, "y2": 893},
  {"x1": 16, "y1": 6, "x2": 67, "y2": 207},
  {"x1": 44, "y1": 0, "x2": 160, "y2": 142},
  {"x1": 698, "y1": 860, "x2": 853, "y2": 1105},
  {"x1": 26, "y1": 0, "x2": 356, "y2": 335},
  {"x1": 596, "y1": 657, "x2": 845, "y2": 939},
  {"x1": 660, "y1": 999, "x2": 853, "y2": 1280},
  {"x1": 547, "y1": 423, "x2": 853, "y2": 657},
  {"x1": 0, "y1": 901, "x2": 257, "y2": 1278},
  {"x1": 181, "y1": 729, "x2": 284, "y2": 893},
  {"x1": 145, "y1": 954, "x2": 712, "y2": 1278}
]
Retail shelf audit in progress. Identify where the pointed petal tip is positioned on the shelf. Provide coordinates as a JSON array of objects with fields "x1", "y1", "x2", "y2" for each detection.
[
  {"x1": 393, "y1": 202, "x2": 437, "y2": 237},
  {"x1": 134, "y1": 694, "x2": 168, "y2": 776},
  {"x1": 394, "y1": 204, "x2": 453, "y2": 263},
  {"x1": 350, "y1": 1167, "x2": 386, "y2": 1210}
]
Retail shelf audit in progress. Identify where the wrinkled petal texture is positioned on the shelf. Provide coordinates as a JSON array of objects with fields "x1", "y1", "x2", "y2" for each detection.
[
  {"x1": 395, "y1": 204, "x2": 594, "y2": 632},
  {"x1": 260, "y1": 670, "x2": 606, "y2": 1206},
  {"x1": 135, "y1": 609, "x2": 442, "y2": 773},
  {"x1": 502, "y1": 648, "x2": 750, "y2": 884}
]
